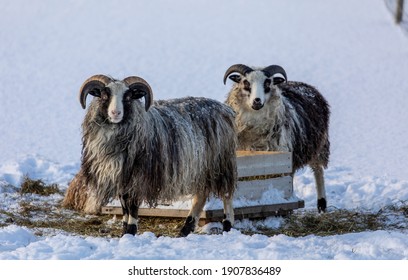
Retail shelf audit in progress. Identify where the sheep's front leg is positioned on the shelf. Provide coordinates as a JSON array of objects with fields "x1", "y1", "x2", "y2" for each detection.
[
  {"x1": 119, "y1": 194, "x2": 139, "y2": 236},
  {"x1": 179, "y1": 194, "x2": 207, "y2": 237},
  {"x1": 222, "y1": 194, "x2": 234, "y2": 232}
]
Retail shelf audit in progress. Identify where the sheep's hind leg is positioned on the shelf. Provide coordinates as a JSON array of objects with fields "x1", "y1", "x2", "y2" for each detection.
[
  {"x1": 222, "y1": 194, "x2": 234, "y2": 232},
  {"x1": 311, "y1": 164, "x2": 327, "y2": 213},
  {"x1": 179, "y1": 194, "x2": 207, "y2": 237}
]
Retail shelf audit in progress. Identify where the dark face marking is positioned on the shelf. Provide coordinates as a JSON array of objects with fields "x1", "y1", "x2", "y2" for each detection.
[
  {"x1": 264, "y1": 78, "x2": 271, "y2": 93},
  {"x1": 101, "y1": 88, "x2": 110, "y2": 102},
  {"x1": 95, "y1": 89, "x2": 111, "y2": 121},
  {"x1": 123, "y1": 91, "x2": 133, "y2": 103},
  {"x1": 243, "y1": 80, "x2": 251, "y2": 92}
]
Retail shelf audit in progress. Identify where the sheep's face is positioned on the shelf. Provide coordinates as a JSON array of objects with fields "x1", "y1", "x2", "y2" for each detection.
[
  {"x1": 98, "y1": 81, "x2": 150, "y2": 124},
  {"x1": 102, "y1": 81, "x2": 130, "y2": 124},
  {"x1": 85, "y1": 83, "x2": 140, "y2": 124},
  {"x1": 79, "y1": 75, "x2": 153, "y2": 124},
  {"x1": 230, "y1": 70, "x2": 286, "y2": 111}
]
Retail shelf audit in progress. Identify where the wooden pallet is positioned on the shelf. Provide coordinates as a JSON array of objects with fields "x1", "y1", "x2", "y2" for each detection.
[{"x1": 102, "y1": 151, "x2": 304, "y2": 222}]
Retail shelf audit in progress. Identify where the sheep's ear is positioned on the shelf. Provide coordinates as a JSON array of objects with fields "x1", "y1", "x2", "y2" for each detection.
[
  {"x1": 79, "y1": 75, "x2": 112, "y2": 109},
  {"x1": 263, "y1": 65, "x2": 287, "y2": 85},
  {"x1": 272, "y1": 76, "x2": 286, "y2": 85},
  {"x1": 228, "y1": 74, "x2": 241, "y2": 83},
  {"x1": 129, "y1": 88, "x2": 147, "y2": 100},
  {"x1": 124, "y1": 76, "x2": 153, "y2": 111},
  {"x1": 88, "y1": 88, "x2": 102, "y2": 98}
]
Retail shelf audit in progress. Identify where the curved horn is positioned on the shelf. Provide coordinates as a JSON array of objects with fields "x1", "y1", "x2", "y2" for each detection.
[
  {"x1": 123, "y1": 76, "x2": 153, "y2": 111},
  {"x1": 79, "y1": 75, "x2": 112, "y2": 109},
  {"x1": 223, "y1": 64, "x2": 254, "y2": 84},
  {"x1": 262, "y1": 65, "x2": 287, "y2": 81}
]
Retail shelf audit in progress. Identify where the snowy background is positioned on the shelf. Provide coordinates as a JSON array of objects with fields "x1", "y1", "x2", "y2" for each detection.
[{"x1": 1, "y1": 0, "x2": 408, "y2": 260}]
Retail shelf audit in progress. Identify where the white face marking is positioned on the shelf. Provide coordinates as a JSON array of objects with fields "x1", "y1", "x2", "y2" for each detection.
[
  {"x1": 107, "y1": 81, "x2": 128, "y2": 123},
  {"x1": 244, "y1": 71, "x2": 270, "y2": 110}
]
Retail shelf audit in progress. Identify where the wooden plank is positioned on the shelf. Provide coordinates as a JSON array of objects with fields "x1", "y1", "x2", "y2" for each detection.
[
  {"x1": 236, "y1": 176, "x2": 293, "y2": 199},
  {"x1": 236, "y1": 151, "x2": 292, "y2": 177},
  {"x1": 102, "y1": 206, "x2": 194, "y2": 218},
  {"x1": 203, "y1": 200, "x2": 305, "y2": 220},
  {"x1": 102, "y1": 200, "x2": 304, "y2": 220}
]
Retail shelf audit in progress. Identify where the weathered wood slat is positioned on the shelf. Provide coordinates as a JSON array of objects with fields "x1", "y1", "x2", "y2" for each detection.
[
  {"x1": 236, "y1": 151, "x2": 292, "y2": 177},
  {"x1": 102, "y1": 200, "x2": 304, "y2": 221},
  {"x1": 205, "y1": 201, "x2": 305, "y2": 220},
  {"x1": 102, "y1": 206, "x2": 192, "y2": 218},
  {"x1": 235, "y1": 176, "x2": 293, "y2": 199}
]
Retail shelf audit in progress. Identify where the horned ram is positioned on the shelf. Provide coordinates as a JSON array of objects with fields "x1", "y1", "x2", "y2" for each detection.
[
  {"x1": 223, "y1": 64, "x2": 330, "y2": 212},
  {"x1": 74, "y1": 74, "x2": 237, "y2": 236}
]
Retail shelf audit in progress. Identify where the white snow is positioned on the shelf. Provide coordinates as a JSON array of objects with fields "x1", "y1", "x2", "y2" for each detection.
[
  {"x1": 2, "y1": 226, "x2": 408, "y2": 260},
  {"x1": 1, "y1": 0, "x2": 408, "y2": 262}
]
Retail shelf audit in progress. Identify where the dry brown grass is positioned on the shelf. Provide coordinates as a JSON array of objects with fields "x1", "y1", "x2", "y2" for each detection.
[
  {"x1": 1, "y1": 176, "x2": 407, "y2": 238},
  {"x1": 3, "y1": 202, "x2": 403, "y2": 238},
  {"x1": 238, "y1": 174, "x2": 285, "y2": 181},
  {"x1": 0, "y1": 176, "x2": 187, "y2": 237},
  {"x1": 254, "y1": 209, "x2": 385, "y2": 237},
  {"x1": 20, "y1": 175, "x2": 62, "y2": 196}
]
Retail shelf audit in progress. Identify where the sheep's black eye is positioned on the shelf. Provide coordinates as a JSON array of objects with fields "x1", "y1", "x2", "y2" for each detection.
[
  {"x1": 243, "y1": 80, "x2": 251, "y2": 91},
  {"x1": 127, "y1": 88, "x2": 146, "y2": 100},
  {"x1": 124, "y1": 91, "x2": 133, "y2": 102},
  {"x1": 101, "y1": 90, "x2": 109, "y2": 101},
  {"x1": 264, "y1": 79, "x2": 271, "y2": 93}
]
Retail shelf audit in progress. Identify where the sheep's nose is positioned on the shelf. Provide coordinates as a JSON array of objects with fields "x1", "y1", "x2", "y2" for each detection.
[
  {"x1": 252, "y1": 98, "x2": 264, "y2": 110},
  {"x1": 111, "y1": 110, "x2": 122, "y2": 116}
]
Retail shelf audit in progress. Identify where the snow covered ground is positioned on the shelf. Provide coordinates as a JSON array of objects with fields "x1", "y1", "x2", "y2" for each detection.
[{"x1": 1, "y1": 0, "x2": 408, "y2": 262}]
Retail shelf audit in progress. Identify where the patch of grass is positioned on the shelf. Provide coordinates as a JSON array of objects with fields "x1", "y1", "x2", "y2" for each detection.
[
  {"x1": 139, "y1": 217, "x2": 185, "y2": 237},
  {"x1": 1, "y1": 205, "x2": 404, "y2": 238},
  {"x1": 20, "y1": 175, "x2": 62, "y2": 196},
  {"x1": 265, "y1": 209, "x2": 384, "y2": 237},
  {"x1": 1, "y1": 175, "x2": 186, "y2": 237},
  {"x1": 4, "y1": 207, "x2": 185, "y2": 237},
  {"x1": 0, "y1": 209, "x2": 17, "y2": 226},
  {"x1": 238, "y1": 174, "x2": 285, "y2": 181},
  {"x1": 2, "y1": 193, "x2": 184, "y2": 237},
  {"x1": 386, "y1": 203, "x2": 408, "y2": 217},
  {"x1": 19, "y1": 201, "x2": 47, "y2": 218},
  {"x1": 402, "y1": 206, "x2": 408, "y2": 217},
  {"x1": 2, "y1": 176, "x2": 407, "y2": 238}
]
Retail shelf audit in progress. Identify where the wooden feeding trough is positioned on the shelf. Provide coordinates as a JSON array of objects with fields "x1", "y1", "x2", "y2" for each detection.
[{"x1": 102, "y1": 151, "x2": 304, "y2": 223}]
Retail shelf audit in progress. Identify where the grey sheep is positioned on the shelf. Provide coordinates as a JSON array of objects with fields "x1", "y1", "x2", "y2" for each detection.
[
  {"x1": 78, "y1": 74, "x2": 237, "y2": 236},
  {"x1": 224, "y1": 64, "x2": 330, "y2": 212}
]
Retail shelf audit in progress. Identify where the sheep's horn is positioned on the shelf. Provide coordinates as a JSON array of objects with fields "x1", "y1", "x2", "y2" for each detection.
[
  {"x1": 79, "y1": 75, "x2": 112, "y2": 109},
  {"x1": 223, "y1": 64, "x2": 254, "y2": 84},
  {"x1": 262, "y1": 65, "x2": 287, "y2": 81},
  {"x1": 123, "y1": 76, "x2": 153, "y2": 111}
]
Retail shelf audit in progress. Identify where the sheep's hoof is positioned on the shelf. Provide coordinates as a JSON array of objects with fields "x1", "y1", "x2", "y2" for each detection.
[
  {"x1": 127, "y1": 224, "x2": 138, "y2": 235},
  {"x1": 317, "y1": 198, "x2": 327, "y2": 213},
  {"x1": 122, "y1": 222, "x2": 128, "y2": 236},
  {"x1": 179, "y1": 216, "x2": 195, "y2": 237},
  {"x1": 122, "y1": 222, "x2": 137, "y2": 236},
  {"x1": 222, "y1": 220, "x2": 232, "y2": 232}
]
